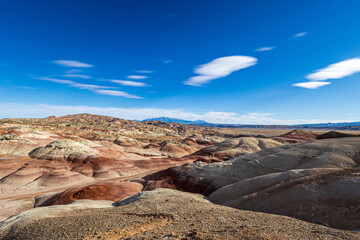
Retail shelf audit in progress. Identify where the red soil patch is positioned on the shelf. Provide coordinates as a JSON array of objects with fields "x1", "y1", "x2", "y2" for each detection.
[
  {"x1": 36, "y1": 182, "x2": 143, "y2": 207},
  {"x1": 0, "y1": 129, "x2": 8, "y2": 135}
]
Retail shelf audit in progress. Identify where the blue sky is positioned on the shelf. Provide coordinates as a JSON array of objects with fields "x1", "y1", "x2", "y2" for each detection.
[{"x1": 1, "y1": 0, "x2": 360, "y2": 124}]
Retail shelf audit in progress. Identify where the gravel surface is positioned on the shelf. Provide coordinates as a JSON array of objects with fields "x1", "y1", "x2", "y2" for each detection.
[{"x1": 0, "y1": 189, "x2": 358, "y2": 240}]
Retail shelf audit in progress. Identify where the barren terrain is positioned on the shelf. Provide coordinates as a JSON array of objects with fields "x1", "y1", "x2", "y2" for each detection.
[{"x1": 0, "y1": 114, "x2": 359, "y2": 239}]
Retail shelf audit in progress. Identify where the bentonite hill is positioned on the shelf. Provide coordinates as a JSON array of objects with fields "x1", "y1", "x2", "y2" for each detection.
[{"x1": 0, "y1": 114, "x2": 359, "y2": 239}]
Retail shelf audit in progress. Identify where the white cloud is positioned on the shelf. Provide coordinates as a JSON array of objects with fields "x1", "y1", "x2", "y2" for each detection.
[
  {"x1": 36, "y1": 77, "x2": 112, "y2": 90},
  {"x1": 136, "y1": 70, "x2": 153, "y2": 74},
  {"x1": 184, "y1": 55, "x2": 257, "y2": 86},
  {"x1": 93, "y1": 90, "x2": 143, "y2": 99},
  {"x1": 37, "y1": 77, "x2": 74, "y2": 85},
  {"x1": 53, "y1": 60, "x2": 94, "y2": 68},
  {"x1": 255, "y1": 46, "x2": 276, "y2": 52},
  {"x1": 293, "y1": 32, "x2": 308, "y2": 38},
  {"x1": 71, "y1": 83, "x2": 113, "y2": 90},
  {"x1": 163, "y1": 60, "x2": 173, "y2": 64},
  {"x1": 110, "y1": 80, "x2": 149, "y2": 87},
  {"x1": 292, "y1": 81, "x2": 331, "y2": 89},
  {"x1": 127, "y1": 75, "x2": 149, "y2": 79},
  {"x1": 0, "y1": 103, "x2": 352, "y2": 125},
  {"x1": 306, "y1": 57, "x2": 360, "y2": 81},
  {"x1": 292, "y1": 57, "x2": 360, "y2": 90},
  {"x1": 184, "y1": 75, "x2": 217, "y2": 86},
  {"x1": 63, "y1": 74, "x2": 91, "y2": 79},
  {"x1": 35, "y1": 77, "x2": 142, "y2": 98}
]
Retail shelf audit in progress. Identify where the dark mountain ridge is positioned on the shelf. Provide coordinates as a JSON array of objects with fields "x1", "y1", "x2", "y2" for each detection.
[{"x1": 143, "y1": 117, "x2": 208, "y2": 125}]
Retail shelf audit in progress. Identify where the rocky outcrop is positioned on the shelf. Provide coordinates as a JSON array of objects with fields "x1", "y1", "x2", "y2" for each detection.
[
  {"x1": 28, "y1": 139, "x2": 98, "y2": 161},
  {"x1": 0, "y1": 134, "x2": 24, "y2": 142}
]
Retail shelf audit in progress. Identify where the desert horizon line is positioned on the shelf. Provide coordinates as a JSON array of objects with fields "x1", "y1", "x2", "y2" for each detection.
[{"x1": 1, "y1": 112, "x2": 359, "y2": 127}]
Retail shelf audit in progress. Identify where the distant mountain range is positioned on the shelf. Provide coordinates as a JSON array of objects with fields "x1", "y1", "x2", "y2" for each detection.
[
  {"x1": 297, "y1": 122, "x2": 360, "y2": 127},
  {"x1": 143, "y1": 117, "x2": 208, "y2": 125},
  {"x1": 143, "y1": 117, "x2": 360, "y2": 130}
]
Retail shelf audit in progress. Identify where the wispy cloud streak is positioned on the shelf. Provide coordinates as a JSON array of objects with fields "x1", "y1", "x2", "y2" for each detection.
[
  {"x1": 94, "y1": 90, "x2": 143, "y2": 99},
  {"x1": 36, "y1": 77, "x2": 110, "y2": 90},
  {"x1": 127, "y1": 75, "x2": 149, "y2": 79},
  {"x1": 292, "y1": 32, "x2": 308, "y2": 38},
  {"x1": 35, "y1": 77, "x2": 143, "y2": 98},
  {"x1": 255, "y1": 46, "x2": 276, "y2": 52},
  {"x1": 53, "y1": 60, "x2": 94, "y2": 68},
  {"x1": 109, "y1": 79, "x2": 149, "y2": 87},
  {"x1": 63, "y1": 74, "x2": 91, "y2": 79}
]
